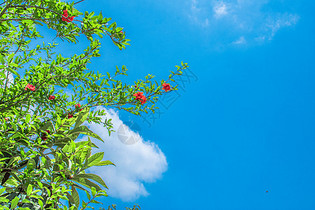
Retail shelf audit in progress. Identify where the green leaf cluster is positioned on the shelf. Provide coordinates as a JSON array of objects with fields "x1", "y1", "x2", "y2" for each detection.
[{"x1": 0, "y1": 0, "x2": 188, "y2": 209}]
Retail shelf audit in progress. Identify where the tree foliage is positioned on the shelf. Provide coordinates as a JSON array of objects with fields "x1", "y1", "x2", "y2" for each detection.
[{"x1": 0, "y1": 0, "x2": 188, "y2": 209}]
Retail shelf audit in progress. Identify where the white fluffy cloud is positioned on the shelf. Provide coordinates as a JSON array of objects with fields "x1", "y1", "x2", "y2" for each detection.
[
  {"x1": 80, "y1": 107, "x2": 168, "y2": 201},
  {"x1": 189, "y1": 0, "x2": 299, "y2": 46},
  {"x1": 214, "y1": 2, "x2": 228, "y2": 18}
]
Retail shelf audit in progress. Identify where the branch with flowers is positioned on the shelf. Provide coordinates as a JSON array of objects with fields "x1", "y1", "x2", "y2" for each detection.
[{"x1": 0, "y1": 0, "x2": 189, "y2": 209}]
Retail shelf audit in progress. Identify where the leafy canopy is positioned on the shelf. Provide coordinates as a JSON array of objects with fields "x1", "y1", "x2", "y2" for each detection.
[{"x1": 0, "y1": 0, "x2": 188, "y2": 209}]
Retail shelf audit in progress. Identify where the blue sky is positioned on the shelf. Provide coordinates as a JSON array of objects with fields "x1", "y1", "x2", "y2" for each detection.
[
  {"x1": 65, "y1": 0, "x2": 315, "y2": 209},
  {"x1": 8, "y1": 0, "x2": 315, "y2": 209}
]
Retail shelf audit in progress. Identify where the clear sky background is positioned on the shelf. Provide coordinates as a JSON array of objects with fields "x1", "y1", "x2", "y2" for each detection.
[{"x1": 12, "y1": 0, "x2": 315, "y2": 209}]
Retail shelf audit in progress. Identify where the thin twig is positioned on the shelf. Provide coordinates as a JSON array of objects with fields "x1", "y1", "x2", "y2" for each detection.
[
  {"x1": 74, "y1": 0, "x2": 85, "y2": 5},
  {"x1": 0, "y1": 18, "x2": 49, "y2": 22}
]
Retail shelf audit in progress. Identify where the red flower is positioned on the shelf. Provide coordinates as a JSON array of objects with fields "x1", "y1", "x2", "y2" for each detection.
[
  {"x1": 41, "y1": 136, "x2": 47, "y2": 141},
  {"x1": 140, "y1": 95, "x2": 147, "y2": 104},
  {"x1": 62, "y1": 10, "x2": 68, "y2": 21},
  {"x1": 67, "y1": 113, "x2": 73, "y2": 119},
  {"x1": 48, "y1": 95, "x2": 55, "y2": 100},
  {"x1": 80, "y1": 108, "x2": 83, "y2": 111},
  {"x1": 162, "y1": 83, "x2": 171, "y2": 92},
  {"x1": 75, "y1": 104, "x2": 81, "y2": 109},
  {"x1": 4, "y1": 117, "x2": 8, "y2": 121},
  {"x1": 133, "y1": 92, "x2": 143, "y2": 100},
  {"x1": 133, "y1": 92, "x2": 147, "y2": 104},
  {"x1": 25, "y1": 84, "x2": 35, "y2": 91},
  {"x1": 46, "y1": 130, "x2": 51, "y2": 134},
  {"x1": 67, "y1": 16, "x2": 75, "y2": 22},
  {"x1": 62, "y1": 9, "x2": 75, "y2": 22}
]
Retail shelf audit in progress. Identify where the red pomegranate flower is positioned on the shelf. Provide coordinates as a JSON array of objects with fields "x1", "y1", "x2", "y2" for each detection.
[
  {"x1": 62, "y1": 9, "x2": 75, "y2": 22},
  {"x1": 75, "y1": 104, "x2": 81, "y2": 109},
  {"x1": 62, "y1": 10, "x2": 68, "y2": 21},
  {"x1": 133, "y1": 92, "x2": 147, "y2": 104},
  {"x1": 48, "y1": 95, "x2": 55, "y2": 100},
  {"x1": 25, "y1": 84, "x2": 35, "y2": 91},
  {"x1": 67, "y1": 16, "x2": 75, "y2": 22},
  {"x1": 140, "y1": 95, "x2": 147, "y2": 104},
  {"x1": 133, "y1": 92, "x2": 143, "y2": 100},
  {"x1": 162, "y1": 83, "x2": 171, "y2": 92},
  {"x1": 67, "y1": 113, "x2": 73, "y2": 119}
]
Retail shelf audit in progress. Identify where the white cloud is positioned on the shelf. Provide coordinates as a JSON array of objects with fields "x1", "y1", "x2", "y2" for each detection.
[
  {"x1": 232, "y1": 36, "x2": 246, "y2": 45},
  {"x1": 80, "y1": 107, "x2": 168, "y2": 201},
  {"x1": 265, "y1": 13, "x2": 300, "y2": 40},
  {"x1": 214, "y1": 2, "x2": 228, "y2": 18},
  {"x1": 191, "y1": 0, "x2": 200, "y2": 13},
  {"x1": 189, "y1": 0, "x2": 210, "y2": 27},
  {"x1": 188, "y1": 0, "x2": 299, "y2": 46}
]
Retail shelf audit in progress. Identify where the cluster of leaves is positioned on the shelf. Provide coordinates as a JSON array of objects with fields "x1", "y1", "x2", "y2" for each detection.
[{"x1": 0, "y1": 0, "x2": 188, "y2": 209}]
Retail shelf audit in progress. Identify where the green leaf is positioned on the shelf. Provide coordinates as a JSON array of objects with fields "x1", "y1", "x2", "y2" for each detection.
[
  {"x1": 0, "y1": 55, "x2": 4, "y2": 64},
  {"x1": 11, "y1": 196, "x2": 19, "y2": 209},
  {"x1": 27, "y1": 184, "x2": 32, "y2": 196},
  {"x1": 72, "y1": 187, "x2": 80, "y2": 207},
  {"x1": 25, "y1": 114, "x2": 31, "y2": 124},
  {"x1": 34, "y1": 21, "x2": 43, "y2": 26},
  {"x1": 27, "y1": 159, "x2": 36, "y2": 171},
  {"x1": 0, "y1": 188, "x2": 5, "y2": 194},
  {"x1": 8, "y1": 68, "x2": 19, "y2": 77},
  {"x1": 74, "y1": 108, "x2": 90, "y2": 129},
  {"x1": 68, "y1": 125, "x2": 103, "y2": 142},
  {"x1": 72, "y1": 178, "x2": 102, "y2": 191},
  {"x1": 75, "y1": 173, "x2": 108, "y2": 189},
  {"x1": 62, "y1": 143, "x2": 71, "y2": 153},
  {"x1": 90, "y1": 199, "x2": 101, "y2": 204},
  {"x1": 38, "y1": 199, "x2": 43, "y2": 209},
  {"x1": 72, "y1": 183, "x2": 88, "y2": 192},
  {"x1": 41, "y1": 120, "x2": 54, "y2": 132},
  {"x1": 94, "y1": 160, "x2": 115, "y2": 166},
  {"x1": 86, "y1": 152, "x2": 104, "y2": 167},
  {"x1": 66, "y1": 192, "x2": 75, "y2": 206},
  {"x1": 91, "y1": 186, "x2": 96, "y2": 197},
  {"x1": 8, "y1": 53, "x2": 14, "y2": 61},
  {"x1": 56, "y1": 114, "x2": 61, "y2": 127}
]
